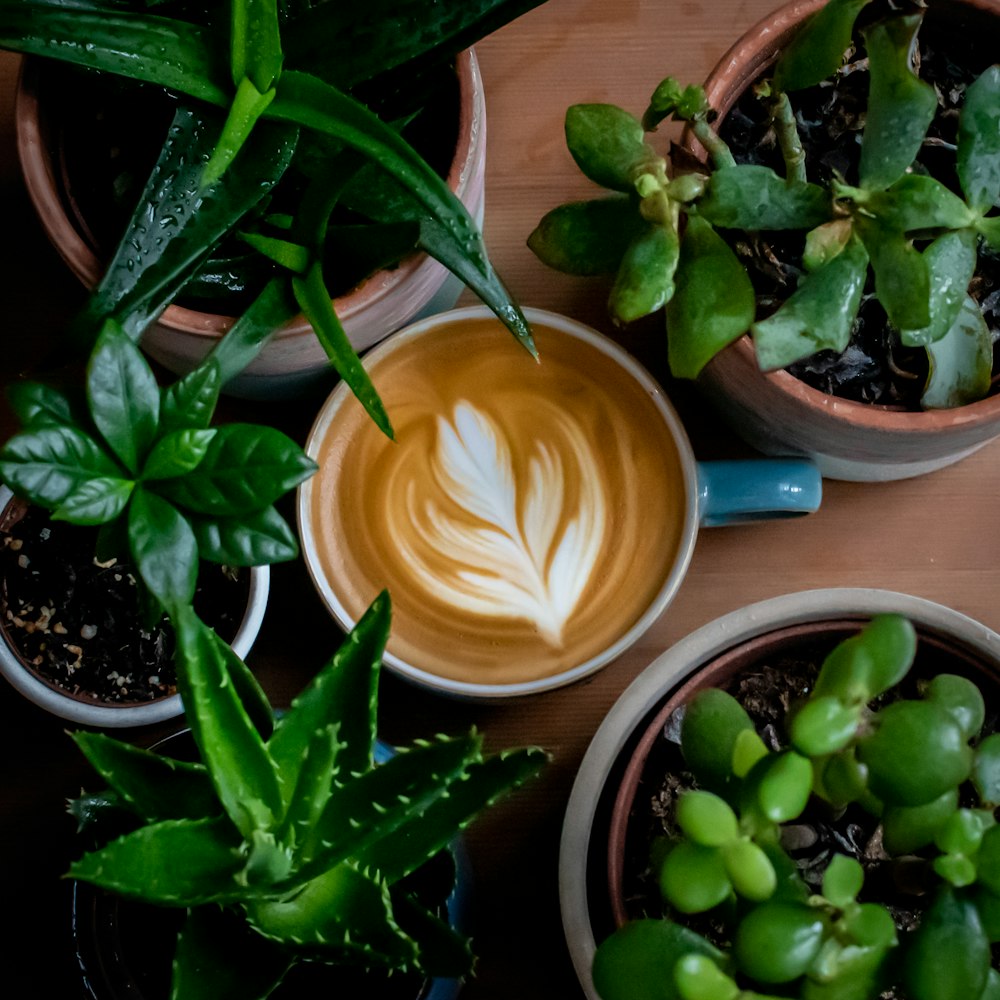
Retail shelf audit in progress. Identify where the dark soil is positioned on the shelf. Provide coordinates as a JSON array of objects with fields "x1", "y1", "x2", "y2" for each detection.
[
  {"x1": 709, "y1": 0, "x2": 1000, "y2": 409},
  {"x1": 0, "y1": 502, "x2": 249, "y2": 705}
]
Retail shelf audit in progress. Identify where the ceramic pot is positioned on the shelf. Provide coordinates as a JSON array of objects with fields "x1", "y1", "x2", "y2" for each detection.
[
  {"x1": 0, "y1": 486, "x2": 268, "y2": 727},
  {"x1": 558, "y1": 588, "x2": 1000, "y2": 1000},
  {"x1": 15, "y1": 50, "x2": 487, "y2": 400},
  {"x1": 688, "y1": 0, "x2": 1000, "y2": 481}
]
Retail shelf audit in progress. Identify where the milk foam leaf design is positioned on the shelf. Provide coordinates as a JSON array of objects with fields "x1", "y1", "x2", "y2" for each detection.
[{"x1": 404, "y1": 402, "x2": 606, "y2": 645}]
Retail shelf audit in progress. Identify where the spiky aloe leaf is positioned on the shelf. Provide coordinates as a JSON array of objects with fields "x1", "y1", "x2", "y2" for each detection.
[
  {"x1": 274, "y1": 723, "x2": 342, "y2": 858},
  {"x1": 391, "y1": 888, "x2": 473, "y2": 978}
]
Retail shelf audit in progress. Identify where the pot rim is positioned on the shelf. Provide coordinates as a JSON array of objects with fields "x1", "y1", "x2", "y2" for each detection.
[{"x1": 558, "y1": 587, "x2": 1000, "y2": 1000}]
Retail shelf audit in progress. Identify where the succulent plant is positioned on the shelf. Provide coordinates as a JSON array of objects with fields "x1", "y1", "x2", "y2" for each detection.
[
  {"x1": 593, "y1": 614, "x2": 1000, "y2": 1000},
  {"x1": 67, "y1": 591, "x2": 548, "y2": 999},
  {"x1": 528, "y1": 0, "x2": 1000, "y2": 409}
]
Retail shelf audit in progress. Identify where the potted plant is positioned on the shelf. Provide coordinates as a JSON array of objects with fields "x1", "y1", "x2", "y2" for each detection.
[
  {"x1": 66, "y1": 589, "x2": 547, "y2": 999},
  {"x1": 0, "y1": 318, "x2": 315, "y2": 725},
  {"x1": 2, "y1": 0, "x2": 545, "y2": 430},
  {"x1": 528, "y1": 0, "x2": 1000, "y2": 480}
]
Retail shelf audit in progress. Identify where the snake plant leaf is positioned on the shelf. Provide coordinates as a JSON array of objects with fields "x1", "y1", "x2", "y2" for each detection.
[
  {"x1": 230, "y1": 0, "x2": 283, "y2": 92},
  {"x1": 609, "y1": 224, "x2": 680, "y2": 324},
  {"x1": 751, "y1": 234, "x2": 869, "y2": 370},
  {"x1": 0, "y1": 425, "x2": 122, "y2": 507},
  {"x1": 142, "y1": 430, "x2": 217, "y2": 481},
  {"x1": 565, "y1": 104, "x2": 655, "y2": 193},
  {"x1": 773, "y1": 0, "x2": 872, "y2": 92},
  {"x1": 958, "y1": 66, "x2": 1000, "y2": 215},
  {"x1": 859, "y1": 14, "x2": 937, "y2": 192},
  {"x1": 202, "y1": 75, "x2": 278, "y2": 189},
  {"x1": 923, "y1": 294, "x2": 993, "y2": 409},
  {"x1": 68, "y1": 815, "x2": 247, "y2": 906},
  {"x1": 854, "y1": 215, "x2": 931, "y2": 331},
  {"x1": 52, "y1": 477, "x2": 134, "y2": 526},
  {"x1": 5, "y1": 381, "x2": 77, "y2": 429},
  {"x1": 156, "y1": 423, "x2": 318, "y2": 516},
  {"x1": 188, "y1": 505, "x2": 299, "y2": 566},
  {"x1": 172, "y1": 603, "x2": 282, "y2": 837},
  {"x1": 70, "y1": 731, "x2": 218, "y2": 824},
  {"x1": 159, "y1": 361, "x2": 222, "y2": 437},
  {"x1": 859, "y1": 175, "x2": 976, "y2": 233},
  {"x1": 128, "y1": 488, "x2": 198, "y2": 611},
  {"x1": 899, "y1": 230, "x2": 977, "y2": 346},
  {"x1": 665, "y1": 215, "x2": 756, "y2": 380},
  {"x1": 527, "y1": 196, "x2": 648, "y2": 275},
  {"x1": 697, "y1": 165, "x2": 831, "y2": 231},
  {"x1": 87, "y1": 322, "x2": 159, "y2": 476}
]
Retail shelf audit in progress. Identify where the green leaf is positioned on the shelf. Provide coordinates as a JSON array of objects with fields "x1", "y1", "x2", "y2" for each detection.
[
  {"x1": 160, "y1": 362, "x2": 222, "y2": 436},
  {"x1": 923, "y1": 294, "x2": 993, "y2": 409},
  {"x1": 855, "y1": 216, "x2": 930, "y2": 330},
  {"x1": 142, "y1": 430, "x2": 217, "y2": 481},
  {"x1": 239, "y1": 231, "x2": 311, "y2": 272},
  {"x1": 527, "y1": 196, "x2": 648, "y2": 275},
  {"x1": 849, "y1": 613, "x2": 917, "y2": 697},
  {"x1": 609, "y1": 224, "x2": 680, "y2": 324},
  {"x1": 564, "y1": 104, "x2": 655, "y2": 193},
  {"x1": 752, "y1": 234, "x2": 868, "y2": 370},
  {"x1": 978, "y1": 215, "x2": 1000, "y2": 251},
  {"x1": 974, "y1": 733, "x2": 1000, "y2": 805},
  {"x1": 899, "y1": 230, "x2": 978, "y2": 346},
  {"x1": 859, "y1": 14, "x2": 937, "y2": 191},
  {"x1": 773, "y1": 0, "x2": 872, "y2": 92},
  {"x1": 189, "y1": 506, "x2": 299, "y2": 566},
  {"x1": 53, "y1": 477, "x2": 134, "y2": 526},
  {"x1": 698, "y1": 165, "x2": 831, "y2": 230},
  {"x1": 87, "y1": 322, "x2": 159, "y2": 476},
  {"x1": 127, "y1": 488, "x2": 198, "y2": 611},
  {"x1": 665, "y1": 215, "x2": 756, "y2": 380},
  {"x1": 6, "y1": 381, "x2": 77, "y2": 429},
  {"x1": 202, "y1": 75, "x2": 278, "y2": 189},
  {"x1": 231, "y1": 0, "x2": 283, "y2": 92},
  {"x1": 860, "y1": 175, "x2": 976, "y2": 232},
  {"x1": 391, "y1": 887, "x2": 474, "y2": 978},
  {"x1": 958, "y1": 66, "x2": 1000, "y2": 214}
]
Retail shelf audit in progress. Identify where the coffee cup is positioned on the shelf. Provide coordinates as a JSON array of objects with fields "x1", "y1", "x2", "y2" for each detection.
[{"x1": 298, "y1": 306, "x2": 821, "y2": 699}]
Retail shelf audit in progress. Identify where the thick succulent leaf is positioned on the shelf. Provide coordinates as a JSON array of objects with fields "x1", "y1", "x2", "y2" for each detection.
[
  {"x1": 959, "y1": 66, "x2": 1000, "y2": 215},
  {"x1": 899, "y1": 230, "x2": 977, "y2": 346},
  {"x1": 5, "y1": 381, "x2": 77, "y2": 429},
  {"x1": 268, "y1": 592, "x2": 390, "y2": 797},
  {"x1": 142, "y1": 430, "x2": 217, "y2": 481},
  {"x1": 854, "y1": 216, "x2": 930, "y2": 330},
  {"x1": 773, "y1": 0, "x2": 872, "y2": 92},
  {"x1": 609, "y1": 224, "x2": 680, "y2": 324},
  {"x1": 859, "y1": 14, "x2": 937, "y2": 191},
  {"x1": 156, "y1": 423, "x2": 317, "y2": 516},
  {"x1": 0, "y1": 425, "x2": 121, "y2": 508},
  {"x1": 860, "y1": 175, "x2": 976, "y2": 233},
  {"x1": 698, "y1": 165, "x2": 831, "y2": 230},
  {"x1": 159, "y1": 362, "x2": 222, "y2": 436},
  {"x1": 68, "y1": 815, "x2": 246, "y2": 906},
  {"x1": 128, "y1": 488, "x2": 199, "y2": 611},
  {"x1": 231, "y1": 0, "x2": 283, "y2": 92},
  {"x1": 173, "y1": 604, "x2": 281, "y2": 838},
  {"x1": 53, "y1": 477, "x2": 134, "y2": 526},
  {"x1": 923, "y1": 295, "x2": 993, "y2": 409},
  {"x1": 391, "y1": 889, "x2": 473, "y2": 978},
  {"x1": 87, "y1": 322, "x2": 159, "y2": 476},
  {"x1": 189, "y1": 505, "x2": 299, "y2": 566},
  {"x1": 527, "y1": 196, "x2": 647, "y2": 275},
  {"x1": 665, "y1": 215, "x2": 756, "y2": 380},
  {"x1": 274, "y1": 723, "x2": 341, "y2": 858},
  {"x1": 979, "y1": 216, "x2": 1000, "y2": 250},
  {"x1": 70, "y1": 731, "x2": 219, "y2": 824},
  {"x1": 752, "y1": 234, "x2": 869, "y2": 370},
  {"x1": 565, "y1": 104, "x2": 655, "y2": 193}
]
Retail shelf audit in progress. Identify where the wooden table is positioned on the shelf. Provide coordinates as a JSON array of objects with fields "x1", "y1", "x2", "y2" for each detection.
[{"x1": 4, "y1": 1, "x2": 1000, "y2": 996}]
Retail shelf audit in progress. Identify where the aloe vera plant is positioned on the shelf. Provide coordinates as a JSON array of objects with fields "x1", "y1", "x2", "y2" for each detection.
[
  {"x1": 529, "y1": 0, "x2": 1000, "y2": 409},
  {"x1": 67, "y1": 591, "x2": 547, "y2": 999},
  {"x1": 0, "y1": 0, "x2": 545, "y2": 437}
]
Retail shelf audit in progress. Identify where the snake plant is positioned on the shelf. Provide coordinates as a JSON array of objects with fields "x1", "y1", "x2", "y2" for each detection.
[
  {"x1": 67, "y1": 591, "x2": 547, "y2": 999},
  {"x1": 0, "y1": 0, "x2": 545, "y2": 437}
]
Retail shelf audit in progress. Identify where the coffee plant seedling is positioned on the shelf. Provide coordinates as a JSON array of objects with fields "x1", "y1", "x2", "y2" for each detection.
[{"x1": 592, "y1": 614, "x2": 1000, "y2": 1000}]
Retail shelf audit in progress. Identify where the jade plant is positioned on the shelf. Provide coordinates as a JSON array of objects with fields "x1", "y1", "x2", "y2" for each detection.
[
  {"x1": 0, "y1": 0, "x2": 544, "y2": 436},
  {"x1": 67, "y1": 591, "x2": 547, "y2": 998},
  {"x1": 593, "y1": 613, "x2": 1000, "y2": 1000},
  {"x1": 528, "y1": 0, "x2": 1000, "y2": 409},
  {"x1": 0, "y1": 318, "x2": 316, "y2": 617}
]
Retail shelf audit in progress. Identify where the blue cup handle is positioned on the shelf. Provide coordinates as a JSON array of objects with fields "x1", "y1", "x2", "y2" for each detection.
[{"x1": 696, "y1": 459, "x2": 822, "y2": 527}]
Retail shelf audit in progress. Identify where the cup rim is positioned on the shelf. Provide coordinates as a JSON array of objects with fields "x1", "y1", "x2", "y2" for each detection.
[{"x1": 297, "y1": 305, "x2": 700, "y2": 699}]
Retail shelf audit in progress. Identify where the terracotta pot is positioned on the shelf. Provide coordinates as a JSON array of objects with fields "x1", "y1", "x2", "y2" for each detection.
[
  {"x1": 687, "y1": 0, "x2": 1000, "y2": 481},
  {"x1": 558, "y1": 588, "x2": 1000, "y2": 1000},
  {"x1": 15, "y1": 50, "x2": 487, "y2": 400}
]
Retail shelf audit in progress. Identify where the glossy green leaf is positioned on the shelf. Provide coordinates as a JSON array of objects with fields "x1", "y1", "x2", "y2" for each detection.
[
  {"x1": 859, "y1": 14, "x2": 937, "y2": 191},
  {"x1": 53, "y1": 477, "x2": 134, "y2": 526},
  {"x1": 733, "y1": 901, "x2": 826, "y2": 984},
  {"x1": 666, "y1": 216, "x2": 756, "y2": 380},
  {"x1": 752, "y1": 233, "x2": 868, "y2": 371},
  {"x1": 974, "y1": 733, "x2": 1000, "y2": 805},
  {"x1": 773, "y1": 0, "x2": 872, "y2": 92},
  {"x1": 189, "y1": 506, "x2": 299, "y2": 566},
  {"x1": 850, "y1": 613, "x2": 917, "y2": 697},
  {"x1": 643, "y1": 77, "x2": 710, "y2": 130},
  {"x1": 747, "y1": 750, "x2": 813, "y2": 823},
  {"x1": 721, "y1": 839, "x2": 777, "y2": 902},
  {"x1": 609, "y1": 224, "x2": 680, "y2": 323},
  {"x1": 823, "y1": 855, "x2": 864, "y2": 909},
  {"x1": 564, "y1": 104, "x2": 655, "y2": 193},
  {"x1": 978, "y1": 215, "x2": 1000, "y2": 250},
  {"x1": 231, "y1": 0, "x2": 283, "y2": 92},
  {"x1": 803, "y1": 219, "x2": 853, "y2": 271},
  {"x1": 202, "y1": 75, "x2": 277, "y2": 189},
  {"x1": 660, "y1": 841, "x2": 731, "y2": 913},
  {"x1": 923, "y1": 294, "x2": 993, "y2": 409},
  {"x1": 958, "y1": 66, "x2": 1000, "y2": 214},
  {"x1": 239, "y1": 231, "x2": 311, "y2": 273},
  {"x1": 680, "y1": 687, "x2": 755, "y2": 794},
  {"x1": 142, "y1": 430, "x2": 217, "y2": 481},
  {"x1": 5, "y1": 381, "x2": 76, "y2": 429},
  {"x1": 698, "y1": 165, "x2": 831, "y2": 230},
  {"x1": 855, "y1": 216, "x2": 930, "y2": 330},
  {"x1": 926, "y1": 674, "x2": 986, "y2": 741},
  {"x1": 790, "y1": 695, "x2": 861, "y2": 757},
  {"x1": 676, "y1": 791, "x2": 738, "y2": 847},
  {"x1": 861, "y1": 175, "x2": 976, "y2": 232},
  {"x1": 127, "y1": 488, "x2": 198, "y2": 611},
  {"x1": 159, "y1": 362, "x2": 222, "y2": 437},
  {"x1": 899, "y1": 230, "x2": 977, "y2": 346}
]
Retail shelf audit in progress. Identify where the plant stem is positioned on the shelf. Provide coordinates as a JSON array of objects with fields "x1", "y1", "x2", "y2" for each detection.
[
  {"x1": 770, "y1": 91, "x2": 807, "y2": 184},
  {"x1": 691, "y1": 119, "x2": 736, "y2": 170}
]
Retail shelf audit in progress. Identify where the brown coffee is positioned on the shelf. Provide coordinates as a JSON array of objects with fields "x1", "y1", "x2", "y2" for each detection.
[{"x1": 303, "y1": 313, "x2": 690, "y2": 688}]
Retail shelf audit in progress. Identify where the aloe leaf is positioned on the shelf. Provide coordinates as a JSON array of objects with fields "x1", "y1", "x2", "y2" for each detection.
[
  {"x1": 6, "y1": 382, "x2": 77, "y2": 429},
  {"x1": 752, "y1": 234, "x2": 868, "y2": 370},
  {"x1": 202, "y1": 75, "x2": 277, "y2": 189},
  {"x1": 565, "y1": 104, "x2": 655, "y2": 193},
  {"x1": 860, "y1": 175, "x2": 976, "y2": 232},
  {"x1": 855, "y1": 216, "x2": 930, "y2": 330},
  {"x1": 773, "y1": 0, "x2": 872, "y2": 92},
  {"x1": 173, "y1": 604, "x2": 281, "y2": 837},
  {"x1": 391, "y1": 886, "x2": 473, "y2": 977},
  {"x1": 275, "y1": 723, "x2": 341, "y2": 859},
  {"x1": 698, "y1": 165, "x2": 831, "y2": 230},
  {"x1": 923, "y1": 294, "x2": 993, "y2": 409},
  {"x1": 128, "y1": 488, "x2": 198, "y2": 611},
  {"x1": 70, "y1": 731, "x2": 219, "y2": 824},
  {"x1": 958, "y1": 66, "x2": 1000, "y2": 215},
  {"x1": 68, "y1": 815, "x2": 246, "y2": 906},
  {"x1": 142, "y1": 430, "x2": 217, "y2": 481},
  {"x1": 189, "y1": 505, "x2": 299, "y2": 566},
  {"x1": 87, "y1": 322, "x2": 159, "y2": 476},
  {"x1": 53, "y1": 477, "x2": 134, "y2": 526},
  {"x1": 899, "y1": 230, "x2": 977, "y2": 346},
  {"x1": 665, "y1": 215, "x2": 756, "y2": 380},
  {"x1": 159, "y1": 362, "x2": 222, "y2": 436},
  {"x1": 859, "y1": 14, "x2": 937, "y2": 191},
  {"x1": 231, "y1": 0, "x2": 283, "y2": 92},
  {"x1": 609, "y1": 224, "x2": 680, "y2": 324}
]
